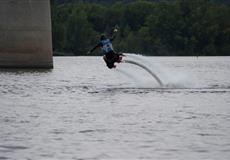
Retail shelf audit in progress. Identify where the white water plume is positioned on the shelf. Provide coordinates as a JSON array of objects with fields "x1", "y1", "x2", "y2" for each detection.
[
  {"x1": 115, "y1": 68, "x2": 144, "y2": 87},
  {"x1": 117, "y1": 53, "x2": 194, "y2": 88}
]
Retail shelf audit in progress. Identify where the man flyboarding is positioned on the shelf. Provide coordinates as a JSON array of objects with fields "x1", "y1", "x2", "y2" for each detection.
[
  {"x1": 88, "y1": 27, "x2": 123, "y2": 69},
  {"x1": 88, "y1": 27, "x2": 164, "y2": 86}
]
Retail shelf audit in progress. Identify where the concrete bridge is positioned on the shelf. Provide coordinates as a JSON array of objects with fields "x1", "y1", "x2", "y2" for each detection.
[{"x1": 0, "y1": 0, "x2": 53, "y2": 68}]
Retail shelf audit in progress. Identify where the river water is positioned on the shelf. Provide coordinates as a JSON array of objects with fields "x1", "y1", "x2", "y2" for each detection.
[{"x1": 0, "y1": 56, "x2": 230, "y2": 160}]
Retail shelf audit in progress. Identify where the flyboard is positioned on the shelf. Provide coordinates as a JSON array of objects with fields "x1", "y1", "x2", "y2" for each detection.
[{"x1": 119, "y1": 54, "x2": 163, "y2": 86}]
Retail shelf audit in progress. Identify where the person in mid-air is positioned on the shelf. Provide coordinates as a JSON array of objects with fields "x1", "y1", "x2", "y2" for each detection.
[{"x1": 88, "y1": 28, "x2": 123, "y2": 69}]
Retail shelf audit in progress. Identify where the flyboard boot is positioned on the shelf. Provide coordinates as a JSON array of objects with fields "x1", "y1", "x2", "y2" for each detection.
[{"x1": 103, "y1": 52, "x2": 124, "y2": 69}]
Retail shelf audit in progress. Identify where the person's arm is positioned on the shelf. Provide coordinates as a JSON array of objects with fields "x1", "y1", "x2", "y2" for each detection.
[
  {"x1": 110, "y1": 28, "x2": 118, "y2": 42},
  {"x1": 88, "y1": 43, "x2": 101, "y2": 54}
]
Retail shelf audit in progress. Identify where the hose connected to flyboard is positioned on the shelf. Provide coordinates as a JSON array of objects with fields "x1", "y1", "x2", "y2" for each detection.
[{"x1": 122, "y1": 60, "x2": 163, "y2": 86}]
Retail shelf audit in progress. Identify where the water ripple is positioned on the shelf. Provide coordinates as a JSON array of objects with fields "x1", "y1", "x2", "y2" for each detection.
[{"x1": 1, "y1": 57, "x2": 230, "y2": 160}]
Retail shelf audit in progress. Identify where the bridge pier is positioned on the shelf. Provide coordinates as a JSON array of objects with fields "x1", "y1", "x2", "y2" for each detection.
[{"x1": 0, "y1": 0, "x2": 53, "y2": 68}]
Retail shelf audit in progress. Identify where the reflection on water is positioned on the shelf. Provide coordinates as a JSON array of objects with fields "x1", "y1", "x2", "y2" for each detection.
[{"x1": 0, "y1": 57, "x2": 230, "y2": 160}]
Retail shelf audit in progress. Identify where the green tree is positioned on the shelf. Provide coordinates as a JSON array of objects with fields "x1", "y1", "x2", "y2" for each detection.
[
  {"x1": 65, "y1": 9, "x2": 97, "y2": 55},
  {"x1": 124, "y1": 1, "x2": 156, "y2": 31},
  {"x1": 51, "y1": 0, "x2": 230, "y2": 56}
]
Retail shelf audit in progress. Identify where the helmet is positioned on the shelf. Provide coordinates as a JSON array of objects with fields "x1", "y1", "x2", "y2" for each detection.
[{"x1": 100, "y1": 34, "x2": 106, "y2": 40}]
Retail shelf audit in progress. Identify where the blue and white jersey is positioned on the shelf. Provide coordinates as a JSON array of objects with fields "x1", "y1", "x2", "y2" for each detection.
[{"x1": 100, "y1": 39, "x2": 114, "y2": 54}]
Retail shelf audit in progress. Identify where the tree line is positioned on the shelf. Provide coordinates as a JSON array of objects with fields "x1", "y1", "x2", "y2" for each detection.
[{"x1": 51, "y1": 0, "x2": 230, "y2": 56}]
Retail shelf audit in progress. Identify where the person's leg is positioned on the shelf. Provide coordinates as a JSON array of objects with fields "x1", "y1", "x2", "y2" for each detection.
[
  {"x1": 113, "y1": 52, "x2": 123, "y2": 63},
  {"x1": 103, "y1": 51, "x2": 123, "y2": 69},
  {"x1": 103, "y1": 54, "x2": 115, "y2": 69}
]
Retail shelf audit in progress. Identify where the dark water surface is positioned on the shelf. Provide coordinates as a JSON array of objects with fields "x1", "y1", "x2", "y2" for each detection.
[{"x1": 0, "y1": 57, "x2": 230, "y2": 160}]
